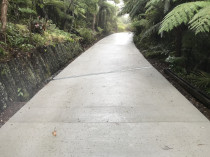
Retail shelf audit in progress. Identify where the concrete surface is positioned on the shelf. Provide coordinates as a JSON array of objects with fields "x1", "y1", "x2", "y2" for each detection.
[{"x1": 0, "y1": 32, "x2": 210, "y2": 157}]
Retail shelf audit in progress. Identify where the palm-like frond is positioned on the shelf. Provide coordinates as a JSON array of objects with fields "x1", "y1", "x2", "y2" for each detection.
[
  {"x1": 130, "y1": 0, "x2": 146, "y2": 18},
  {"x1": 146, "y1": 0, "x2": 175, "y2": 18},
  {"x1": 188, "y1": 71, "x2": 210, "y2": 88},
  {"x1": 146, "y1": 0, "x2": 177, "y2": 11},
  {"x1": 132, "y1": 19, "x2": 149, "y2": 27},
  {"x1": 141, "y1": 22, "x2": 161, "y2": 40},
  {"x1": 44, "y1": 0, "x2": 66, "y2": 9},
  {"x1": 159, "y1": 1, "x2": 210, "y2": 34},
  {"x1": 146, "y1": 0, "x2": 164, "y2": 8},
  {"x1": 119, "y1": 0, "x2": 147, "y2": 19},
  {"x1": 189, "y1": 5, "x2": 210, "y2": 34}
]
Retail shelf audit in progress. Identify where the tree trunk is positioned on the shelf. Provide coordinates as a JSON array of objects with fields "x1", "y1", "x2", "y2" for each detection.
[
  {"x1": 92, "y1": 14, "x2": 96, "y2": 31},
  {"x1": 1, "y1": 0, "x2": 9, "y2": 33},
  {"x1": 62, "y1": 0, "x2": 72, "y2": 31},
  {"x1": 175, "y1": 27, "x2": 183, "y2": 57},
  {"x1": 70, "y1": 0, "x2": 74, "y2": 33}
]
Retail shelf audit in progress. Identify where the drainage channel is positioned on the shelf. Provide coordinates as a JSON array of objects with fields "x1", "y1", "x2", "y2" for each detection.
[{"x1": 53, "y1": 66, "x2": 152, "y2": 80}]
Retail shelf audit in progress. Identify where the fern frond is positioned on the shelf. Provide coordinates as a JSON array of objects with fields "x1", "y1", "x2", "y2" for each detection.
[
  {"x1": 119, "y1": 0, "x2": 146, "y2": 19},
  {"x1": 132, "y1": 19, "x2": 149, "y2": 28},
  {"x1": 145, "y1": 6, "x2": 155, "y2": 14},
  {"x1": 141, "y1": 22, "x2": 161, "y2": 40},
  {"x1": 189, "y1": 5, "x2": 210, "y2": 34},
  {"x1": 188, "y1": 71, "x2": 210, "y2": 88},
  {"x1": 44, "y1": 0, "x2": 66, "y2": 9},
  {"x1": 159, "y1": 1, "x2": 210, "y2": 33},
  {"x1": 119, "y1": 0, "x2": 136, "y2": 16},
  {"x1": 146, "y1": 0, "x2": 177, "y2": 8},
  {"x1": 146, "y1": 0, "x2": 174, "y2": 15},
  {"x1": 146, "y1": 0, "x2": 164, "y2": 8},
  {"x1": 130, "y1": 0, "x2": 146, "y2": 18},
  {"x1": 18, "y1": 8, "x2": 37, "y2": 15}
]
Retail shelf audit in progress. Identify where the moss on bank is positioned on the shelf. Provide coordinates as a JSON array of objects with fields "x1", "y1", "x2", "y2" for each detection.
[{"x1": 0, "y1": 41, "x2": 83, "y2": 110}]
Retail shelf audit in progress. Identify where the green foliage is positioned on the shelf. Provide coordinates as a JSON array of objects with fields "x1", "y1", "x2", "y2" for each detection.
[
  {"x1": 140, "y1": 22, "x2": 161, "y2": 40},
  {"x1": 117, "y1": 16, "x2": 131, "y2": 32},
  {"x1": 159, "y1": 1, "x2": 210, "y2": 34},
  {"x1": 97, "y1": 27, "x2": 103, "y2": 34},
  {"x1": 1, "y1": 22, "x2": 74, "y2": 53},
  {"x1": 189, "y1": 5, "x2": 210, "y2": 34},
  {"x1": 165, "y1": 56, "x2": 186, "y2": 67},
  {"x1": 146, "y1": 0, "x2": 177, "y2": 13},
  {"x1": 121, "y1": 0, "x2": 210, "y2": 95},
  {"x1": 133, "y1": 19, "x2": 148, "y2": 27},
  {"x1": 6, "y1": 23, "x2": 31, "y2": 49},
  {"x1": 18, "y1": 7, "x2": 37, "y2": 15},
  {"x1": 78, "y1": 28, "x2": 95, "y2": 44},
  {"x1": 0, "y1": 0, "x2": 119, "y2": 57},
  {"x1": 31, "y1": 17, "x2": 47, "y2": 34},
  {"x1": 44, "y1": 27, "x2": 74, "y2": 44},
  {"x1": 20, "y1": 44, "x2": 35, "y2": 51},
  {"x1": 0, "y1": 47, "x2": 5, "y2": 56},
  {"x1": 118, "y1": 24, "x2": 126, "y2": 32},
  {"x1": 143, "y1": 44, "x2": 170, "y2": 58},
  {"x1": 17, "y1": 88, "x2": 24, "y2": 97},
  {"x1": 188, "y1": 71, "x2": 210, "y2": 88},
  {"x1": 120, "y1": 0, "x2": 147, "y2": 19},
  {"x1": 31, "y1": 34, "x2": 45, "y2": 46},
  {"x1": 98, "y1": 1, "x2": 118, "y2": 34},
  {"x1": 186, "y1": 71, "x2": 210, "y2": 95}
]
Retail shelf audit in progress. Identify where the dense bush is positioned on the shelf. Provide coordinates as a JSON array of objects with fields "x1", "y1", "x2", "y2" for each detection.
[
  {"x1": 78, "y1": 28, "x2": 95, "y2": 44},
  {"x1": 0, "y1": 0, "x2": 119, "y2": 57},
  {"x1": 121, "y1": 0, "x2": 210, "y2": 95}
]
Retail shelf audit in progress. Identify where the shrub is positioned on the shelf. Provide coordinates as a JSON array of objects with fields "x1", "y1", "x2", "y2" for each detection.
[
  {"x1": 32, "y1": 34, "x2": 46, "y2": 46},
  {"x1": 78, "y1": 28, "x2": 94, "y2": 44},
  {"x1": 19, "y1": 44, "x2": 35, "y2": 51},
  {"x1": 97, "y1": 27, "x2": 104, "y2": 36},
  {"x1": 31, "y1": 17, "x2": 47, "y2": 34},
  {"x1": 6, "y1": 23, "x2": 30, "y2": 48},
  {"x1": 118, "y1": 24, "x2": 126, "y2": 32}
]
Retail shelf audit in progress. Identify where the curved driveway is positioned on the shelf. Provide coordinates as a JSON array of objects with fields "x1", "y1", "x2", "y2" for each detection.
[{"x1": 0, "y1": 33, "x2": 210, "y2": 157}]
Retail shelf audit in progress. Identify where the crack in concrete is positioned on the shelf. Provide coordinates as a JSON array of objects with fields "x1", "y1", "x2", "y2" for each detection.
[{"x1": 53, "y1": 66, "x2": 152, "y2": 80}]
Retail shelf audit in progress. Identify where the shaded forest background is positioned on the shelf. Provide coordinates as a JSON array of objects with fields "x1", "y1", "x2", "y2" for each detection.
[
  {"x1": 0, "y1": 0, "x2": 209, "y2": 99},
  {"x1": 121, "y1": 0, "x2": 210, "y2": 96},
  {"x1": 0, "y1": 0, "x2": 130, "y2": 59}
]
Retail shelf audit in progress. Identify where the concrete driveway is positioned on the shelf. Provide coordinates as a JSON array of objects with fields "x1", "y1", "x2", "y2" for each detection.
[{"x1": 0, "y1": 33, "x2": 209, "y2": 157}]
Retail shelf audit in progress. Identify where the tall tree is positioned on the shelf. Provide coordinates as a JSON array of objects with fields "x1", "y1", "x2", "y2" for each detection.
[{"x1": 1, "y1": 0, "x2": 9, "y2": 33}]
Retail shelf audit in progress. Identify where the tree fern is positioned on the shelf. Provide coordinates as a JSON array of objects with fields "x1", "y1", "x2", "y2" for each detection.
[
  {"x1": 133, "y1": 19, "x2": 149, "y2": 28},
  {"x1": 18, "y1": 8, "x2": 37, "y2": 15},
  {"x1": 159, "y1": 1, "x2": 210, "y2": 34},
  {"x1": 189, "y1": 5, "x2": 210, "y2": 34},
  {"x1": 119, "y1": 0, "x2": 147, "y2": 19},
  {"x1": 44, "y1": 0, "x2": 66, "y2": 9},
  {"x1": 140, "y1": 22, "x2": 161, "y2": 40},
  {"x1": 188, "y1": 71, "x2": 210, "y2": 92},
  {"x1": 146, "y1": 0, "x2": 165, "y2": 8},
  {"x1": 130, "y1": 0, "x2": 147, "y2": 18},
  {"x1": 146, "y1": 0, "x2": 177, "y2": 13}
]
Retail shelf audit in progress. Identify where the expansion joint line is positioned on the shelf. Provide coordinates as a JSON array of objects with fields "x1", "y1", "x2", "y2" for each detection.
[{"x1": 53, "y1": 66, "x2": 152, "y2": 80}]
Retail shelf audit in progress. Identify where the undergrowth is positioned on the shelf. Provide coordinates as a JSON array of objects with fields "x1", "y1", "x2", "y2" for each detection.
[
  {"x1": 0, "y1": 20, "x2": 100, "y2": 60},
  {"x1": 134, "y1": 35, "x2": 210, "y2": 97}
]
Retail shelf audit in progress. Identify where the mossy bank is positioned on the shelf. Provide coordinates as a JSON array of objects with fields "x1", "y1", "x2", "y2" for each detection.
[{"x1": 0, "y1": 41, "x2": 82, "y2": 110}]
